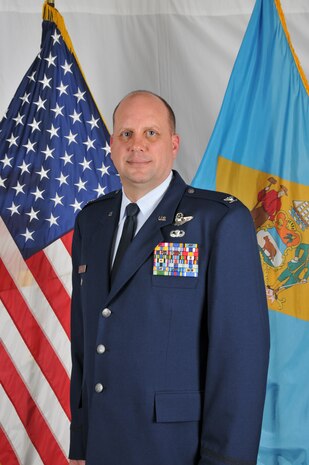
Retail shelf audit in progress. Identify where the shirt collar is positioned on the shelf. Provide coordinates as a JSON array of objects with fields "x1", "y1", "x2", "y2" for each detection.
[{"x1": 119, "y1": 172, "x2": 173, "y2": 221}]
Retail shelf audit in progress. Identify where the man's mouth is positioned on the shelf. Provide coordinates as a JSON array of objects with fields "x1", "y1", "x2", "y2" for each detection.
[{"x1": 127, "y1": 159, "x2": 151, "y2": 165}]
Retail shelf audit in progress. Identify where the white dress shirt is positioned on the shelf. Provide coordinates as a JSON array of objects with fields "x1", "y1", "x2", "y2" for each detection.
[{"x1": 111, "y1": 172, "x2": 173, "y2": 265}]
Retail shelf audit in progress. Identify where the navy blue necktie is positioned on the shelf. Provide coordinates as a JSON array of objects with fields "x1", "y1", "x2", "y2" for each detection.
[{"x1": 111, "y1": 203, "x2": 140, "y2": 284}]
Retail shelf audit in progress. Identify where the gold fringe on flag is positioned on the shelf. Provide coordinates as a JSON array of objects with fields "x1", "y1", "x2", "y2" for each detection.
[
  {"x1": 275, "y1": 0, "x2": 309, "y2": 96},
  {"x1": 42, "y1": 0, "x2": 74, "y2": 53},
  {"x1": 41, "y1": 0, "x2": 110, "y2": 131}
]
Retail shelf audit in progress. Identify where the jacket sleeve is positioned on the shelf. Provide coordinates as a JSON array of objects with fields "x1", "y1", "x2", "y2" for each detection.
[
  {"x1": 69, "y1": 217, "x2": 87, "y2": 460},
  {"x1": 199, "y1": 203, "x2": 270, "y2": 465}
]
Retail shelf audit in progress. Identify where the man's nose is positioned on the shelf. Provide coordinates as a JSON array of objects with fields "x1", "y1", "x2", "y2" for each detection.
[{"x1": 129, "y1": 134, "x2": 145, "y2": 151}]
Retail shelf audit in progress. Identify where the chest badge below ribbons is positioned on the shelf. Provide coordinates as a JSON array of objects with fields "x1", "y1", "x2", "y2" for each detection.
[{"x1": 153, "y1": 242, "x2": 198, "y2": 277}]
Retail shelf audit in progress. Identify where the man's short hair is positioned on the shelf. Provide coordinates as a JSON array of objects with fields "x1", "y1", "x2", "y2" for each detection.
[{"x1": 112, "y1": 90, "x2": 176, "y2": 134}]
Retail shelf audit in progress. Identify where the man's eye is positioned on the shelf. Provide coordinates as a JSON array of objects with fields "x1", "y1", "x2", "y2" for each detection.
[
  {"x1": 120, "y1": 131, "x2": 132, "y2": 138},
  {"x1": 147, "y1": 130, "x2": 157, "y2": 137}
]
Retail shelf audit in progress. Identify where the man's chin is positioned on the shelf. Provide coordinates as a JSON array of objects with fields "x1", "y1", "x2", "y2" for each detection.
[
  {"x1": 124, "y1": 171, "x2": 153, "y2": 185},
  {"x1": 121, "y1": 173, "x2": 157, "y2": 195}
]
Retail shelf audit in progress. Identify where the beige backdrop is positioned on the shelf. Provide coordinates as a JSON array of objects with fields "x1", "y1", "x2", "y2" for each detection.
[{"x1": 0, "y1": 0, "x2": 308, "y2": 183}]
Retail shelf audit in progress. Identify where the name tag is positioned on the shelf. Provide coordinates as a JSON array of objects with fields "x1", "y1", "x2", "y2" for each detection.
[
  {"x1": 153, "y1": 242, "x2": 198, "y2": 277},
  {"x1": 78, "y1": 264, "x2": 87, "y2": 274}
]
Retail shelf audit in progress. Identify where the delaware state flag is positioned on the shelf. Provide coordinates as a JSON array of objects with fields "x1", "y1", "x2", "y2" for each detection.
[{"x1": 193, "y1": 0, "x2": 309, "y2": 463}]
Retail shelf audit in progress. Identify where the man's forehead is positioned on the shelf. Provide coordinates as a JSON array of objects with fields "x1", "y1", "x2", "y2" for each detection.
[
  {"x1": 116, "y1": 93, "x2": 167, "y2": 116},
  {"x1": 114, "y1": 96, "x2": 169, "y2": 125}
]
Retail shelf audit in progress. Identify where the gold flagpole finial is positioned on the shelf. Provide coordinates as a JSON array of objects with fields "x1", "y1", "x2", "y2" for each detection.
[{"x1": 47, "y1": 0, "x2": 55, "y2": 6}]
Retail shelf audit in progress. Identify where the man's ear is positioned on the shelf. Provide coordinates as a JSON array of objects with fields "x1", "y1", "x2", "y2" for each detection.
[{"x1": 172, "y1": 134, "x2": 180, "y2": 158}]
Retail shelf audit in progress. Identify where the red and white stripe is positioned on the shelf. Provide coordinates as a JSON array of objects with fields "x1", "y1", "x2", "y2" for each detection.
[{"x1": 0, "y1": 218, "x2": 72, "y2": 465}]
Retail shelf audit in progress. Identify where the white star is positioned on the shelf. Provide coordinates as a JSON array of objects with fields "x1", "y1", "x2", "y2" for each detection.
[
  {"x1": 46, "y1": 213, "x2": 59, "y2": 226},
  {"x1": 18, "y1": 160, "x2": 31, "y2": 174},
  {"x1": 31, "y1": 187, "x2": 45, "y2": 201},
  {"x1": 34, "y1": 96, "x2": 47, "y2": 110},
  {"x1": 41, "y1": 145, "x2": 55, "y2": 159},
  {"x1": 61, "y1": 60, "x2": 73, "y2": 75},
  {"x1": 56, "y1": 172, "x2": 69, "y2": 186},
  {"x1": 60, "y1": 151, "x2": 73, "y2": 165},
  {"x1": 102, "y1": 141, "x2": 111, "y2": 156},
  {"x1": 65, "y1": 130, "x2": 78, "y2": 145},
  {"x1": 36, "y1": 166, "x2": 50, "y2": 180},
  {"x1": 51, "y1": 30, "x2": 61, "y2": 45},
  {"x1": 98, "y1": 162, "x2": 110, "y2": 176},
  {"x1": 75, "y1": 177, "x2": 87, "y2": 192},
  {"x1": 83, "y1": 136, "x2": 96, "y2": 151},
  {"x1": 19, "y1": 92, "x2": 30, "y2": 105},
  {"x1": 51, "y1": 193, "x2": 64, "y2": 206},
  {"x1": 39, "y1": 74, "x2": 52, "y2": 89},
  {"x1": 6, "y1": 133, "x2": 19, "y2": 147},
  {"x1": 87, "y1": 115, "x2": 100, "y2": 130},
  {"x1": 0, "y1": 175, "x2": 7, "y2": 188},
  {"x1": 56, "y1": 81, "x2": 68, "y2": 96},
  {"x1": 93, "y1": 184, "x2": 106, "y2": 197},
  {"x1": 44, "y1": 52, "x2": 57, "y2": 68},
  {"x1": 28, "y1": 117, "x2": 41, "y2": 133},
  {"x1": 13, "y1": 112, "x2": 25, "y2": 126},
  {"x1": 27, "y1": 71, "x2": 36, "y2": 82},
  {"x1": 1, "y1": 154, "x2": 13, "y2": 168},
  {"x1": 74, "y1": 87, "x2": 86, "y2": 102},
  {"x1": 47, "y1": 124, "x2": 60, "y2": 139},
  {"x1": 21, "y1": 228, "x2": 35, "y2": 242},
  {"x1": 23, "y1": 139, "x2": 36, "y2": 154},
  {"x1": 12, "y1": 181, "x2": 26, "y2": 195},
  {"x1": 69, "y1": 109, "x2": 82, "y2": 124},
  {"x1": 70, "y1": 199, "x2": 83, "y2": 213},
  {"x1": 51, "y1": 103, "x2": 64, "y2": 117},
  {"x1": 7, "y1": 201, "x2": 20, "y2": 216},
  {"x1": 25, "y1": 207, "x2": 39, "y2": 222},
  {"x1": 79, "y1": 158, "x2": 92, "y2": 171}
]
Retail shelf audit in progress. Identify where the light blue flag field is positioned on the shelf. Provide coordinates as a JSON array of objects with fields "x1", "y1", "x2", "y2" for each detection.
[{"x1": 193, "y1": 0, "x2": 309, "y2": 463}]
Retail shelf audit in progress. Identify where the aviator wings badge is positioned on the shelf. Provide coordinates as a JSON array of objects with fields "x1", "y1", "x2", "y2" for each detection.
[{"x1": 174, "y1": 212, "x2": 194, "y2": 226}]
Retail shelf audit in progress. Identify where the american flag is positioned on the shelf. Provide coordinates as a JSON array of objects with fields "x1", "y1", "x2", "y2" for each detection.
[{"x1": 0, "y1": 2, "x2": 121, "y2": 464}]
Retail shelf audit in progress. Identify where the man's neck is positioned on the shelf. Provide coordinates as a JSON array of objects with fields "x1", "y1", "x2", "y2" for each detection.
[{"x1": 122, "y1": 173, "x2": 173, "y2": 203}]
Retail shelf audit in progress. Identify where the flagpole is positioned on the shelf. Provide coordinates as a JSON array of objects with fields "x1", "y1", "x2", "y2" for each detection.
[{"x1": 47, "y1": 0, "x2": 55, "y2": 5}]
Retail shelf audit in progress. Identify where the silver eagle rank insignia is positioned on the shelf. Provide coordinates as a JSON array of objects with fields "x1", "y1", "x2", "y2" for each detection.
[{"x1": 223, "y1": 196, "x2": 238, "y2": 204}]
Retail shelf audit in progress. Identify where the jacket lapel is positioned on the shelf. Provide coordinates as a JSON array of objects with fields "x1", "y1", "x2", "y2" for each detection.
[
  {"x1": 89, "y1": 191, "x2": 122, "y2": 295},
  {"x1": 106, "y1": 172, "x2": 188, "y2": 303}
]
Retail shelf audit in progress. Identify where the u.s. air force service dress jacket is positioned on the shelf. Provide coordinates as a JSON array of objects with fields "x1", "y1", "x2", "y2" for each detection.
[{"x1": 69, "y1": 170, "x2": 270, "y2": 465}]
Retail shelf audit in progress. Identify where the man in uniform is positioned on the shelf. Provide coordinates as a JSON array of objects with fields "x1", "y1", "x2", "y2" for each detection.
[{"x1": 69, "y1": 90, "x2": 270, "y2": 465}]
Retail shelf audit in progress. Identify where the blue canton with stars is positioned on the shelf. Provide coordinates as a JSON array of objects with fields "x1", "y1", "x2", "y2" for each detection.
[{"x1": 0, "y1": 20, "x2": 121, "y2": 259}]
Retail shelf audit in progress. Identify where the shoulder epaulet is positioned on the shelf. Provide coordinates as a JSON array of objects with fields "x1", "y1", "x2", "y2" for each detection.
[
  {"x1": 185, "y1": 186, "x2": 241, "y2": 208},
  {"x1": 82, "y1": 189, "x2": 121, "y2": 209}
]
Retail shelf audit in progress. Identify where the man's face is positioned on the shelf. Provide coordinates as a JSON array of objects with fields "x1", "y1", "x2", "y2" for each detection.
[{"x1": 110, "y1": 93, "x2": 180, "y2": 199}]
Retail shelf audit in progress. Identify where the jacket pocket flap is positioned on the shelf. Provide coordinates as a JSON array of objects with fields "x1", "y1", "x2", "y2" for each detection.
[{"x1": 155, "y1": 391, "x2": 202, "y2": 423}]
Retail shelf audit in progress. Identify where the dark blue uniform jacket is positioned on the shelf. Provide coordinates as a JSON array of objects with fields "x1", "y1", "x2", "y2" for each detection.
[{"x1": 69, "y1": 171, "x2": 270, "y2": 465}]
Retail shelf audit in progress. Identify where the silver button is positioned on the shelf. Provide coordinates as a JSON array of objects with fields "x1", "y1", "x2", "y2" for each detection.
[
  {"x1": 187, "y1": 188, "x2": 195, "y2": 194},
  {"x1": 97, "y1": 344, "x2": 106, "y2": 354},
  {"x1": 102, "y1": 307, "x2": 111, "y2": 318},
  {"x1": 95, "y1": 383, "x2": 104, "y2": 393}
]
